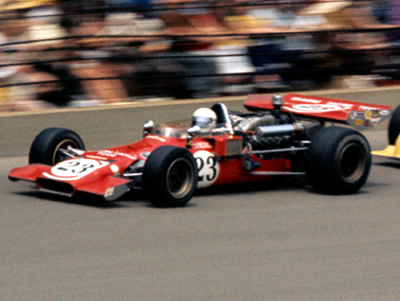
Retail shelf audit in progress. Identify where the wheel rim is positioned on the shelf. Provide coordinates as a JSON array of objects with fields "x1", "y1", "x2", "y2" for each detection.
[
  {"x1": 53, "y1": 139, "x2": 80, "y2": 164},
  {"x1": 166, "y1": 158, "x2": 194, "y2": 199},
  {"x1": 339, "y1": 142, "x2": 366, "y2": 183}
]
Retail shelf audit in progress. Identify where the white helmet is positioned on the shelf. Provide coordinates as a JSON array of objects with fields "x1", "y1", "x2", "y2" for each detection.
[{"x1": 192, "y1": 108, "x2": 217, "y2": 134}]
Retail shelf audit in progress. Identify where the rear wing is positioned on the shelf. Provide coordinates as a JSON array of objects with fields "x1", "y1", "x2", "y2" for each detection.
[{"x1": 244, "y1": 93, "x2": 393, "y2": 130}]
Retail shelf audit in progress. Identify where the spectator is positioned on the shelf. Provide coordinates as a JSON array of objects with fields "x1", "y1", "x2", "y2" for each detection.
[
  {"x1": 68, "y1": 3, "x2": 173, "y2": 102},
  {"x1": 25, "y1": 2, "x2": 83, "y2": 107},
  {"x1": 68, "y1": 10, "x2": 133, "y2": 104},
  {"x1": 0, "y1": 0, "x2": 68, "y2": 111},
  {"x1": 155, "y1": 1, "x2": 225, "y2": 98},
  {"x1": 382, "y1": 0, "x2": 400, "y2": 43},
  {"x1": 222, "y1": 1, "x2": 300, "y2": 90},
  {"x1": 294, "y1": 0, "x2": 392, "y2": 88},
  {"x1": 105, "y1": 0, "x2": 154, "y2": 17}
]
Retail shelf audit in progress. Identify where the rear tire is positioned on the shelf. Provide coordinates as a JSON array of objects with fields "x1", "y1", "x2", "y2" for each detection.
[
  {"x1": 389, "y1": 106, "x2": 400, "y2": 145},
  {"x1": 306, "y1": 127, "x2": 371, "y2": 194},
  {"x1": 143, "y1": 146, "x2": 197, "y2": 207},
  {"x1": 29, "y1": 127, "x2": 85, "y2": 165}
]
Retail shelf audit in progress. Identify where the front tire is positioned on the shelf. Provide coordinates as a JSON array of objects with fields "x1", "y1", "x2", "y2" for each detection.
[
  {"x1": 306, "y1": 127, "x2": 371, "y2": 194},
  {"x1": 143, "y1": 146, "x2": 197, "y2": 207},
  {"x1": 389, "y1": 106, "x2": 400, "y2": 145},
  {"x1": 29, "y1": 127, "x2": 85, "y2": 165}
]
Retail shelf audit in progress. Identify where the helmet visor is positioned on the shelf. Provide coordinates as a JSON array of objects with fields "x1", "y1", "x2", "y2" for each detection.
[{"x1": 193, "y1": 116, "x2": 214, "y2": 128}]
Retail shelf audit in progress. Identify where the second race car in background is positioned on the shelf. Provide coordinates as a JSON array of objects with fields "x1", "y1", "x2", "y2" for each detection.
[
  {"x1": 372, "y1": 105, "x2": 400, "y2": 160},
  {"x1": 9, "y1": 93, "x2": 394, "y2": 207}
]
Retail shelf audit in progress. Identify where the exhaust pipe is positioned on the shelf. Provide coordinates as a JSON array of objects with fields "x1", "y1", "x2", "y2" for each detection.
[{"x1": 255, "y1": 123, "x2": 305, "y2": 141}]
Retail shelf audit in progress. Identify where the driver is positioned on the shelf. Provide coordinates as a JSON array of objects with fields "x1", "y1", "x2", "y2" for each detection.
[{"x1": 192, "y1": 108, "x2": 217, "y2": 135}]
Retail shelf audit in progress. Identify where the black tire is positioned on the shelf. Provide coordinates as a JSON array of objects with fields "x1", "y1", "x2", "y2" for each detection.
[
  {"x1": 306, "y1": 127, "x2": 371, "y2": 195},
  {"x1": 29, "y1": 128, "x2": 85, "y2": 165},
  {"x1": 388, "y1": 106, "x2": 400, "y2": 145},
  {"x1": 142, "y1": 146, "x2": 197, "y2": 207}
]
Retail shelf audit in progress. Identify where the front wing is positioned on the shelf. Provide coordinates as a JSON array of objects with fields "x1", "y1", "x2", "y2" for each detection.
[{"x1": 8, "y1": 162, "x2": 135, "y2": 201}]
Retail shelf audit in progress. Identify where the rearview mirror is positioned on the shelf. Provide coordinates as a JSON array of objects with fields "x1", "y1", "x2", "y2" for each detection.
[
  {"x1": 186, "y1": 125, "x2": 201, "y2": 148},
  {"x1": 143, "y1": 120, "x2": 154, "y2": 137}
]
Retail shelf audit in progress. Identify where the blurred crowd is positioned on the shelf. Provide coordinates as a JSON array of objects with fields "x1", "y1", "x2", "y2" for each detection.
[{"x1": 0, "y1": 0, "x2": 400, "y2": 111}]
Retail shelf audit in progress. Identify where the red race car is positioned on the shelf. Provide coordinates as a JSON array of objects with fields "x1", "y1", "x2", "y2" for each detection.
[{"x1": 9, "y1": 94, "x2": 393, "y2": 207}]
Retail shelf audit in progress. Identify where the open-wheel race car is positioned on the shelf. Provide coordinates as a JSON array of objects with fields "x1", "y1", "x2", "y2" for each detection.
[
  {"x1": 372, "y1": 105, "x2": 400, "y2": 160},
  {"x1": 8, "y1": 94, "x2": 393, "y2": 207}
]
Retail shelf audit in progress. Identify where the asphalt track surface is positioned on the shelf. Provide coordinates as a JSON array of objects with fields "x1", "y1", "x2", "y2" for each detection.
[{"x1": 1, "y1": 88, "x2": 400, "y2": 300}]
